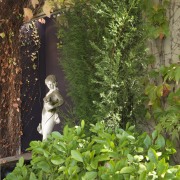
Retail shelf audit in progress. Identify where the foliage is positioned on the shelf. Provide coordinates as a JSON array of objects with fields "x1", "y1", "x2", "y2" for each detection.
[
  {"x1": 145, "y1": 63, "x2": 180, "y2": 141},
  {"x1": 24, "y1": 0, "x2": 75, "y2": 22},
  {"x1": 57, "y1": 0, "x2": 149, "y2": 128},
  {"x1": 142, "y1": 0, "x2": 169, "y2": 39},
  {"x1": 0, "y1": 0, "x2": 30, "y2": 157},
  {"x1": 5, "y1": 121, "x2": 180, "y2": 180}
]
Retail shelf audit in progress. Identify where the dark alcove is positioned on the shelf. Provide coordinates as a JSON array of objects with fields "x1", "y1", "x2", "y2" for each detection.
[{"x1": 20, "y1": 17, "x2": 70, "y2": 152}]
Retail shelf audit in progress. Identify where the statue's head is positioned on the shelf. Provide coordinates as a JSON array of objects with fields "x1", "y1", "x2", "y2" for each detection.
[{"x1": 45, "y1": 75, "x2": 57, "y2": 90}]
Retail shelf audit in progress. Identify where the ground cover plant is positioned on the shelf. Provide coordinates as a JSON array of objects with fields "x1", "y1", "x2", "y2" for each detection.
[{"x1": 5, "y1": 121, "x2": 180, "y2": 180}]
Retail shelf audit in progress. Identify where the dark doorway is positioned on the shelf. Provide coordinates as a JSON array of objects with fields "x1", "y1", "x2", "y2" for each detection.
[{"x1": 20, "y1": 17, "x2": 70, "y2": 152}]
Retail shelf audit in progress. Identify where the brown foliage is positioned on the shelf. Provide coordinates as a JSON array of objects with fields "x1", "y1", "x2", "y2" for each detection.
[{"x1": 0, "y1": 0, "x2": 43, "y2": 158}]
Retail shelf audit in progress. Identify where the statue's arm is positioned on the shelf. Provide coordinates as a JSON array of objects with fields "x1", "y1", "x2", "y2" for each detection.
[{"x1": 52, "y1": 92, "x2": 64, "y2": 108}]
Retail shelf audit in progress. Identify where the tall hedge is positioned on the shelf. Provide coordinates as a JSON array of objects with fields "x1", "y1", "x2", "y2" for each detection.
[{"x1": 57, "y1": 0, "x2": 148, "y2": 127}]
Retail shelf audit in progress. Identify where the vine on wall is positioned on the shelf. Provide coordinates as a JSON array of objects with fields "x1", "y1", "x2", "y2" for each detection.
[
  {"x1": 0, "y1": 0, "x2": 29, "y2": 158},
  {"x1": 142, "y1": 0, "x2": 180, "y2": 163},
  {"x1": 0, "y1": 0, "x2": 43, "y2": 158}
]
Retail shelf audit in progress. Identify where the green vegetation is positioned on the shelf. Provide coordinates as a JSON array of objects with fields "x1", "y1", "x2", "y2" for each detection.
[
  {"x1": 4, "y1": 0, "x2": 180, "y2": 179},
  {"x1": 5, "y1": 121, "x2": 180, "y2": 180},
  {"x1": 145, "y1": 63, "x2": 180, "y2": 141},
  {"x1": 57, "y1": 0, "x2": 148, "y2": 128}
]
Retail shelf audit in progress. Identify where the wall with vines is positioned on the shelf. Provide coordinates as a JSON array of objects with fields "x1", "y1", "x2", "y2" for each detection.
[
  {"x1": 0, "y1": 0, "x2": 29, "y2": 158},
  {"x1": 0, "y1": 0, "x2": 44, "y2": 158},
  {"x1": 147, "y1": 0, "x2": 180, "y2": 67},
  {"x1": 143, "y1": 0, "x2": 180, "y2": 164}
]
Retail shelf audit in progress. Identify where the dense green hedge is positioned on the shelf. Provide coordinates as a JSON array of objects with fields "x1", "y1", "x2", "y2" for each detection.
[
  {"x1": 57, "y1": 0, "x2": 148, "y2": 127},
  {"x1": 5, "y1": 121, "x2": 180, "y2": 179}
]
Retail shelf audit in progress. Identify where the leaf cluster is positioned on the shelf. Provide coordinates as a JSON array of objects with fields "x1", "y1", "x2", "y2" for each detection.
[
  {"x1": 5, "y1": 121, "x2": 180, "y2": 180},
  {"x1": 145, "y1": 63, "x2": 180, "y2": 141}
]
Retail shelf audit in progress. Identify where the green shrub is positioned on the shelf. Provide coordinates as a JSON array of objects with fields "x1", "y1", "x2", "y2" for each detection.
[
  {"x1": 57, "y1": 0, "x2": 149, "y2": 127},
  {"x1": 5, "y1": 121, "x2": 180, "y2": 180}
]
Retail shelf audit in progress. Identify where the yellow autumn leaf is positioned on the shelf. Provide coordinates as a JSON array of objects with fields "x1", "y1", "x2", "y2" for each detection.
[
  {"x1": 23, "y1": 8, "x2": 33, "y2": 22},
  {"x1": 31, "y1": 0, "x2": 39, "y2": 8},
  {"x1": 0, "y1": 32, "x2": 5, "y2": 38},
  {"x1": 43, "y1": 1, "x2": 53, "y2": 18}
]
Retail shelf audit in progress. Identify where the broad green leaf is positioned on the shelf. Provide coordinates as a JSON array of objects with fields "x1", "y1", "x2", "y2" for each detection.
[
  {"x1": 34, "y1": 147, "x2": 44, "y2": 153},
  {"x1": 148, "y1": 148, "x2": 158, "y2": 163},
  {"x1": 143, "y1": 135, "x2": 152, "y2": 148},
  {"x1": 96, "y1": 154, "x2": 110, "y2": 162},
  {"x1": 43, "y1": 150, "x2": 50, "y2": 158},
  {"x1": 17, "y1": 157, "x2": 24, "y2": 167},
  {"x1": 127, "y1": 135, "x2": 135, "y2": 141},
  {"x1": 58, "y1": 166, "x2": 66, "y2": 172},
  {"x1": 83, "y1": 171, "x2": 97, "y2": 180},
  {"x1": 115, "y1": 160, "x2": 127, "y2": 171},
  {"x1": 146, "y1": 162, "x2": 155, "y2": 172},
  {"x1": 139, "y1": 171, "x2": 147, "y2": 180},
  {"x1": 136, "y1": 147, "x2": 144, "y2": 153},
  {"x1": 76, "y1": 126, "x2": 82, "y2": 135},
  {"x1": 51, "y1": 156, "x2": 65, "y2": 165},
  {"x1": 21, "y1": 166, "x2": 28, "y2": 178},
  {"x1": 134, "y1": 155, "x2": 144, "y2": 162},
  {"x1": 119, "y1": 167, "x2": 134, "y2": 174},
  {"x1": 90, "y1": 159, "x2": 98, "y2": 169},
  {"x1": 155, "y1": 134, "x2": 165, "y2": 148},
  {"x1": 71, "y1": 150, "x2": 83, "y2": 162},
  {"x1": 152, "y1": 130, "x2": 158, "y2": 140},
  {"x1": 51, "y1": 131, "x2": 62, "y2": 139},
  {"x1": 54, "y1": 144, "x2": 66, "y2": 153},
  {"x1": 29, "y1": 141, "x2": 40, "y2": 148},
  {"x1": 63, "y1": 125, "x2": 69, "y2": 136},
  {"x1": 138, "y1": 163, "x2": 146, "y2": 173},
  {"x1": 5, "y1": 173, "x2": 17, "y2": 180},
  {"x1": 127, "y1": 154, "x2": 134, "y2": 162},
  {"x1": 37, "y1": 161, "x2": 51, "y2": 172},
  {"x1": 30, "y1": 172, "x2": 37, "y2": 180},
  {"x1": 157, "y1": 158, "x2": 168, "y2": 176}
]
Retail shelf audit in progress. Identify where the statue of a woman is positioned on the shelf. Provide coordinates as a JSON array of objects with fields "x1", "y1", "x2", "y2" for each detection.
[{"x1": 37, "y1": 75, "x2": 64, "y2": 140}]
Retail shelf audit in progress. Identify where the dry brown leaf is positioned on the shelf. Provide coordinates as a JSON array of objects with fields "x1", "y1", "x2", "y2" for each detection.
[
  {"x1": 42, "y1": 1, "x2": 52, "y2": 18},
  {"x1": 23, "y1": 8, "x2": 33, "y2": 22},
  {"x1": 13, "y1": 103, "x2": 18, "y2": 108},
  {"x1": 31, "y1": 0, "x2": 39, "y2": 8}
]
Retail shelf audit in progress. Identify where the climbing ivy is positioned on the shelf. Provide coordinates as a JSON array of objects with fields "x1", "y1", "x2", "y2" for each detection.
[{"x1": 145, "y1": 63, "x2": 180, "y2": 141}]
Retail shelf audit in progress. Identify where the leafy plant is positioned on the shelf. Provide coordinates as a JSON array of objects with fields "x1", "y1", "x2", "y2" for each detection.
[
  {"x1": 5, "y1": 121, "x2": 180, "y2": 180},
  {"x1": 142, "y1": 0, "x2": 169, "y2": 39},
  {"x1": 145, "y1": 63, "x2": 180, "y2": 141},
  {"x1": 57, "y1": 0, "x2": 149, "y2": 128}
]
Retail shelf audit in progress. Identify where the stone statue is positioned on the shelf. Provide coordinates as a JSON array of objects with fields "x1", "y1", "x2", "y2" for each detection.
[{"x1": 37, "y1": 75, "x2": 64, "y2": 140}]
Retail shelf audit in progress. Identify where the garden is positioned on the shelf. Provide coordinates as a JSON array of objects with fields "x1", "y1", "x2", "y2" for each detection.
[{"x1": 0, "y1": 0, "x2": 180, "y2": 179}]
